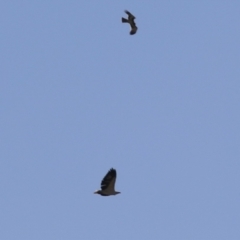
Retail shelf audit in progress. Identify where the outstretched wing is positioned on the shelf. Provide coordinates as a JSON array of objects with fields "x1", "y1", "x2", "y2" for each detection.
[
  {"x1": 101, "y1": 168, "x2": 117, "y2": 191},
  {"x1": 125, "y1": 10, "x2": 136, "y2": 20}
]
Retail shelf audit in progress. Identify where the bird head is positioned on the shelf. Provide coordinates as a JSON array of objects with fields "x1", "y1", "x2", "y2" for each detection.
[{"x1": 94, "y1": 190, "x2": 101, "y2": 194}]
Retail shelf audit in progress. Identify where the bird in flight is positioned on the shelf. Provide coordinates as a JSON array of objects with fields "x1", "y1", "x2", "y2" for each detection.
[
  {"x1": 94, "y1": 168, "x2": 120, "y2": 196},
  {"x1": 122, "y1": 10, "x2": 138, "y2": 35}
]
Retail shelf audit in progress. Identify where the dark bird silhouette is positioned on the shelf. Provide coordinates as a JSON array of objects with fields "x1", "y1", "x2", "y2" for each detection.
[
  {"x1": 122, "y1": 10, "x2": 138, "y2": 35},
  {"x1": 94, "y1": 168, "x2": 120, "y2": 196}
]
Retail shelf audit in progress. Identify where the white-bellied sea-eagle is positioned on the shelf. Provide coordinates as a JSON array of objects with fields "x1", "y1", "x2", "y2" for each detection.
[
  {"x1": 122, "y1": 10, "x2": 138, "y2": 35},
  {"x1": 94, "y1": 168, "x2": 120, "y2": 196}
]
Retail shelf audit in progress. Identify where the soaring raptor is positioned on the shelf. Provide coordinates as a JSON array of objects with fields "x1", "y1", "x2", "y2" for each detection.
[
  {"x1": 122, "y1": 10, "x2": 138, "y2": 35},
  {"x1": 94, "y1": 168, "x2": 120, "y2": 196}
]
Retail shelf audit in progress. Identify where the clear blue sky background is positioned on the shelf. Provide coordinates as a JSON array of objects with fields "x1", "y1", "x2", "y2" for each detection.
[{"x1": 1, "y1": 1, "x2": 240, "y2": 239}]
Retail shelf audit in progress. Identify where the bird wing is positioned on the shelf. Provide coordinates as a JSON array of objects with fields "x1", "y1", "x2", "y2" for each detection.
[
  {"x1": 125, "y1": 10, "x2": 136, "y2": 20},
  {"x1": 101, "y1": 168, "x2": 117, "y2": 191}
]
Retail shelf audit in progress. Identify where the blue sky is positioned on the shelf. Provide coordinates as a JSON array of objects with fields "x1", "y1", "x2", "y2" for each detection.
[{"x1": 1, "y1": 1, "x2": 240, "y2": 239}]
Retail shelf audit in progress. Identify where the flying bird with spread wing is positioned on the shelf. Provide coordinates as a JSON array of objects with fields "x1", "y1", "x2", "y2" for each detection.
[
  {"x1": 122, "y1": 10, "x2": 138, "y2": 35},
  {"x1": 94, "y1": 168, "x2": 120, "y2": 196}
]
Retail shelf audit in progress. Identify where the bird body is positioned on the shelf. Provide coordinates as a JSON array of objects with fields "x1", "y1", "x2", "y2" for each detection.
[
  {"x1": 94, "y1": 168, "x2": 120, "y2": 196},
  {"x1": 122, "y1": 10, "x2": 138, "y2": 35}
]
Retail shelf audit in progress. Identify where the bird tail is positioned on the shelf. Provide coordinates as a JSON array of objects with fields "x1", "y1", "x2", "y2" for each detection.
[{"x1": 122, "y1": 17, "x2": 128, "y2": 23}]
